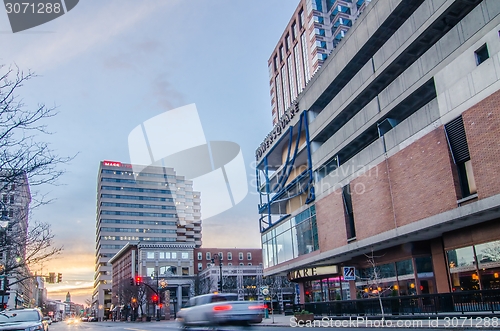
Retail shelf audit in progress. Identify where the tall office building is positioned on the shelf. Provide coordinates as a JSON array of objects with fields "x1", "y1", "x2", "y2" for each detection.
[
  {"x1": 92, "y1": 160, "x2": 201, "y2": 320},
  {"x1": 269, "y1": 0, "x2": 371, "y2": 125}
]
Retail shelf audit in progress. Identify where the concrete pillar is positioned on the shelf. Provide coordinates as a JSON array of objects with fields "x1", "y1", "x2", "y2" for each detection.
[
  {"x1": 177, "y1": 285, "x2": 182, "y2": 312},
  {"x1": 431, "y1": 238, "x2": 451, "y2": 293}
]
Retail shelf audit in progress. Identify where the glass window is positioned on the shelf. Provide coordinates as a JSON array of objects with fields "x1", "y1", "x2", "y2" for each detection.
[
  {"x1": 147, "y1": 252, "x2": 155, "y2": 259},
  {"x1": 197, "y1": 263, "x2": 202, "y2": 271},
  {"x1": 247, "y1": 252, "x2": 252, "y2": 260},
  {"x1": 239, "y1": 252, "x2": 243, "y2": 260},
  {"x1": 182, "y1": 267, "x2": 189, "y2": 275},
  {"x1": 197, "y1": 252, "x2": 202, "y2": 260},
  {"x1": 396, "y1": 259, "x2": 414, "y2": 276},
  {"x1": 227, "y1": 252, "x2": 232, "y2": 260},
  {"x1": 171, "y1": 252, "x2": 177, "y2": 259},
  {"x1": 447, "y1": 246, "x2": 478, "y2": 291},
  {"x1": 182, "y1": 252, "x2": 189, "y2": 259},
  {"x1": 415, "y1": 257, "x2": 433, "y2": 274},
  {"x1": 165, "y1": 252, "x2": 171, "y2": 259},
  {"x1": 475, "y1": 240, "x2": 500, "y2": 267},
  {"x1": 206, "y1": 252, "x2": 211, "y2": 260},
  {"x1": 147, "y1": 267, "x2": 154, "y2": 276}
]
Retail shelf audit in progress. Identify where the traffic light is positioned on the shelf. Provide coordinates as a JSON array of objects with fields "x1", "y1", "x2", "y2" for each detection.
[
  {"x1": 57, "y1": 273, "x2": 62, "y2": 283},
  {"x1": 217, "y1": 280, "x2": 222, "y2": 292},
  {"x1": 152, "y1": 294, "x2": 158, "y2": 304},
  {"x1": 130, "y1": 278, "x2": 134, "y2": 286},
  {"x1": 135, "y1": 276, "x2": 142, "y2": 286}
]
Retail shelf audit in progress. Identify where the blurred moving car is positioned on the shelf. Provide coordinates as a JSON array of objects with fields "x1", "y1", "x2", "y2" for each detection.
[
  {"x1": 66, "y1": 317, "x2": 79, "y2": 324},
  {"x1": 177, "y1": 293, "x2": 264, "y2": 327},
  {"x1": 0, "y1": 308, "x2": 48, "y2": 331},
  {"x1": 88, "y1": 316, "x2": 98, "y2": 322},
  {"x1": 80, "y1": 316, "x2": 88, "y2": 322}
]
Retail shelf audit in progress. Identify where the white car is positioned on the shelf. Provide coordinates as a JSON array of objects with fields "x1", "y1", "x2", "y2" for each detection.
[{"x1": 177, "y1": 293, "x2": 265, "y2": 327}]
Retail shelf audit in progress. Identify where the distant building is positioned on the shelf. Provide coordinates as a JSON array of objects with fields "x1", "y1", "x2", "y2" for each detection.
[
  {"x1": 93, "y1": 160, "x2": 201, "y2": 320},
  {"x1": 0, "y1": 172, "x2": 32, "y2": 309},
  {"x1": 268, "y1": 0, "x2": 371, "y2": 125},
  {"x1": 109, "y1": 242, "x2": 197, "y2": 319}
]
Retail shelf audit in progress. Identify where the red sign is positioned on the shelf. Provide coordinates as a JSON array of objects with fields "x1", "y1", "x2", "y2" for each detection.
[{"x1": 103, "y1": 160, "x2": 132, "y2": 168}]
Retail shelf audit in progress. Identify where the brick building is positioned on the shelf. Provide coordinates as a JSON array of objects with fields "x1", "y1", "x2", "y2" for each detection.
[{"x1": 256, "y1": 0, "x2": 500, "y2": 303}]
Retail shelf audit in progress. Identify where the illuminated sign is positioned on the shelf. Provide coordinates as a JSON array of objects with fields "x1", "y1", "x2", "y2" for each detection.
[
  {"x1": 287, "y1": 265, "x2": 338, "y2": 281},
  {"x1": 102, "y1": 160, "x2": 132, "y2": 168}
]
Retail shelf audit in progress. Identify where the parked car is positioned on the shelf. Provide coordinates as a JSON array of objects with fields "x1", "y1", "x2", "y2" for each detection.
[
  {"x1": 0, "y1": 308, "x2": 48, "y2": 331},
  {"x1": 177, "y1": 293, "x2": 264, "y2": 327}
]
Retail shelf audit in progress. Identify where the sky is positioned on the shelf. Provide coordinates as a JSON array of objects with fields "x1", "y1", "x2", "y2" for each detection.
[{"x1": 0, "y1": 1, "x2": 299, "y2": 305}]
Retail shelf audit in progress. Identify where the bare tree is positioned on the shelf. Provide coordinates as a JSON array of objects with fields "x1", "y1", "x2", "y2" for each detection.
[
  {"x1": 0, "y1": 64, "x2": 70, "y2": 281},
  {"x1": 362, "y1": 251, "x2": 390, "y2": 320}
]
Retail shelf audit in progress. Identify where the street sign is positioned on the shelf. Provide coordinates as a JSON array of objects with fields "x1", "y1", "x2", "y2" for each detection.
[{"x1": 343, "y1": 266, "x2": 356, "y2": 281}]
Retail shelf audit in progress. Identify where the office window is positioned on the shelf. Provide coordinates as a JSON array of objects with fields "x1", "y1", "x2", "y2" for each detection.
[
  {"x1": 239, "y1": 252, "x2": 244, "y2": 260},
  {"x1": 279, "y1": 45, "x2": 284, "y2": 61},
  {"x1": 227, "y1": 252, "x2": 232, "y2": 260},
  {"x1": 292, "y1": 22, "x2": 297, "y2": 39},
  {"x1": 159, "y1": 252, "x2": 165, "y2": 259},
  {"x1": 247, "y1": 252, "x2": 252, "y2": 260},
  {"x1": 286, "y1": 34, "x2": 291, "y2": 51},
  {"x1": 342, "y1": 184, "x2": 356, "y2": 240},
  {"x1": 147, "y1": 252, "x2": 155, "y2": 259},
  {"x1": 197, "y1": 263, "x2": 202, "y2": 271},
  {"x1": 299, "y1": 9, "x2": 304, "y2": 28},
  {"x1": 182, "y1": 252, "x2": 189, "y2": 259},
  {"x1": 171, "y1": 252, "x2": 177, "y2": 259},
  {"x1": 165, "y1": 252, "x2": 171, "y2": 259},
  {"x1": 197, "y1": 252, "x2": 202, "y2": 260},
  {"x1": 445, "y1": 116, "x2": 477, "y2": 198},
  {"x1": 206, "y1": 252, "x2": 211, "y2": 260},
  {"x1": 475, "y1": 44, "x2": 489, "y2": 65}
]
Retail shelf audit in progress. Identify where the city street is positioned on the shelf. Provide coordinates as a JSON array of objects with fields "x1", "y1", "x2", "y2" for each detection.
[{"x1": 47, "y1": 321, "x2": 446, "y2": 331}]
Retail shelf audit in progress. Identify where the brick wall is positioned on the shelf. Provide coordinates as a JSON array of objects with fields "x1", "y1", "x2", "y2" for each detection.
[
  {"x1": 388, "y1": 128, "x2": 458, "y2": 227},
  {"x1": 315, "y1": 188, "x2": 348, "y2": 251},
  {"x1": 462, "y1": 89, "x2": 500, "y2": 199},
  {"x1": 351, "y1": 163, "x2": 395, "y2": 240}
]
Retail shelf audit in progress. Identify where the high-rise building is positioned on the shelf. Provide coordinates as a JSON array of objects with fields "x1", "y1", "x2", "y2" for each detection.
[
  {"x1": 0, "y1": 172, "x2": 31, "y2": 309},
  {"x1": 268, "y1": 0, "x2": 371, "y2": 125},
  {"x1": 257, "y1": 0, "x2": 500, "y2": 311},
  {"x1": 92, "y1": 160, "x2": 201, "y2": 320}
]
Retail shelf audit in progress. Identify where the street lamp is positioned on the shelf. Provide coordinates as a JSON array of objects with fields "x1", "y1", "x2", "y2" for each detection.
[
  {"x1": 211, "y1": 253, "x2": 223, "y2": 292},
  {"x1": 0, "y1": 201, "x2": 10, "y2": 311}
]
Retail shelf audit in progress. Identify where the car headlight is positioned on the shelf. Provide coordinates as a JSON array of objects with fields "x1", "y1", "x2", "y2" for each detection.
[{"x1": 25, "y1": 324, "x2": 44, "y2": 331}]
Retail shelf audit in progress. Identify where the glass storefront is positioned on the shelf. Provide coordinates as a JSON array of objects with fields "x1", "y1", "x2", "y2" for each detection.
[
  {"x1": 304, "y1": 277, "x2": 350, "y2": 302},
  {"x1": 447, "y1": 239, "x2": 500, "y2": 291},
  {"x1": 355, "y1": 257, "x2": 434, "y2": 298}
]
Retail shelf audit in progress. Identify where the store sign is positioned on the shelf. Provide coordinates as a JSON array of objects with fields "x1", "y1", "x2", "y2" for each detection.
[
  {"x1": 103, "y1": 160, "x2": 132, "y2": 168},
  {"x1": 343, "y1": 266, "x2": 356, "y2": 281},
  {"x1": 255, "y1": 102, "x2": 301, "y2": 162},
  {"x1": 287, "y1": 265, "x2": 338, "y2": 281}
]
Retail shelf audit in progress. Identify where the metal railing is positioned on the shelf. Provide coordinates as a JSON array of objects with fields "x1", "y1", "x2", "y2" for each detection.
[{"x1": 296, "y1": 289, "x2": 500, "y2": 317}]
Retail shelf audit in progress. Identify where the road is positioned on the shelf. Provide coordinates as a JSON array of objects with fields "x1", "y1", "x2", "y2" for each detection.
[{"x1": 46, "y1": 320, "x2": 451, "y2": 331}]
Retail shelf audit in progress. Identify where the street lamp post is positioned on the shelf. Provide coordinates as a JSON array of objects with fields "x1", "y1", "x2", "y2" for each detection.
[
  {"x1": 211, "y1": 253, "x2": 223, "y2": 292},
  {"x1": 0, "y1": 201, "x2": 10, "y2": 311}
]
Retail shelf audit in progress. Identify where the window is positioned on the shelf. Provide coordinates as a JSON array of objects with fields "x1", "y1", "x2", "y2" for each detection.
[
  {"x1": 2, "y1": 195, "x2": 6, "y2": 203},
  {"x1": 445, "y1": 116, "x2": 477, "y2": 198},
  {"x1": 171, "y1": 252, "x2": 177, "y2": 259},
  {"x1": 206, "y1": 252, "x2": 211, "y2": 260},
  {"x1": 8, "y1": 210, "x2": 13, "y2": 218},
  {"x1": 197, "y1": 252, "x2": 202, "y2": 260},
  {"x1": 239, "y1": 263, "x2": 244, "y2": 266},
  {"x1": 198, "y1": 263, "x2": 202, "y2": 271},
  {"x1": 248, "y1": 263, "x2": 252, "y2": 266},
  {"x1": 299, "y1": 9, "x2": 304, "y2": 28},
  {"x1": 147, "y1": 252, "x2": 155, "y2": 259},
  {"x1": 9, "y1": 195, "x2": 14, "y2": 204},
  {"x1": 159, "y1": 252, "x2": 165, "y2": 259},
  {"x1": 292, "y1": 22, "x2": 297, "y2": 39},
  {"x1": 218, "y1": 252, "x2": 223, "y2": 260},
  {"x1": 239, "y1": 252, "x2": 243, "y2": 260},
  {"x1": 285, "y1": 34, "x2": 291, "y2": 51},
  {"x1": 182, "y1": 252, "x2": 189, "y2": 259},
  {"x1": 279, "y1": 45, "x2": 284, "y2": 61},
  {"x1": 342, "y1": 184, "x2": 356, "y2": 240},
  {"x1": 228, "y1": 263, "x2": 232, "y2": 266},
  {"x1": 247, "y1": 252, "x2": 252, "y2": 260},
  {"x1": 182, "y1": 267, "x2": 189, "y2": 275},
  {"x1": 475, "y1": 43, "x2": 489, "y2": 65},
  {"x1": 227, "y1": 252, "x2": 232, "y2": 260},
  {"x1": 165, "y1": 252, "x2": 171, "y2": 259}
]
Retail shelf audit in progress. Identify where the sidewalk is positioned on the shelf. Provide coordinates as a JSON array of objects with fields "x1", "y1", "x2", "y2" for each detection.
[{"x1": 259, "y1": 313, "x2": 500, "y2": 328}]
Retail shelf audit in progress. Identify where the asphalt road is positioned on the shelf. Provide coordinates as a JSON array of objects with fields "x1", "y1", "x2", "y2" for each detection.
[{"x1": 46, "y1": 320, "x2": 458, "y2": 331}]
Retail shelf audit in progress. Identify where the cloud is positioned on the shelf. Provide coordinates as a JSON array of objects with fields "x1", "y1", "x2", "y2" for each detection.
[
  {"x1": 10, "y1": 1, "x2": 175, "y2": 72},
  {"x1": 151, "y1": 73, "x2": 185, "y2": 111}
]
